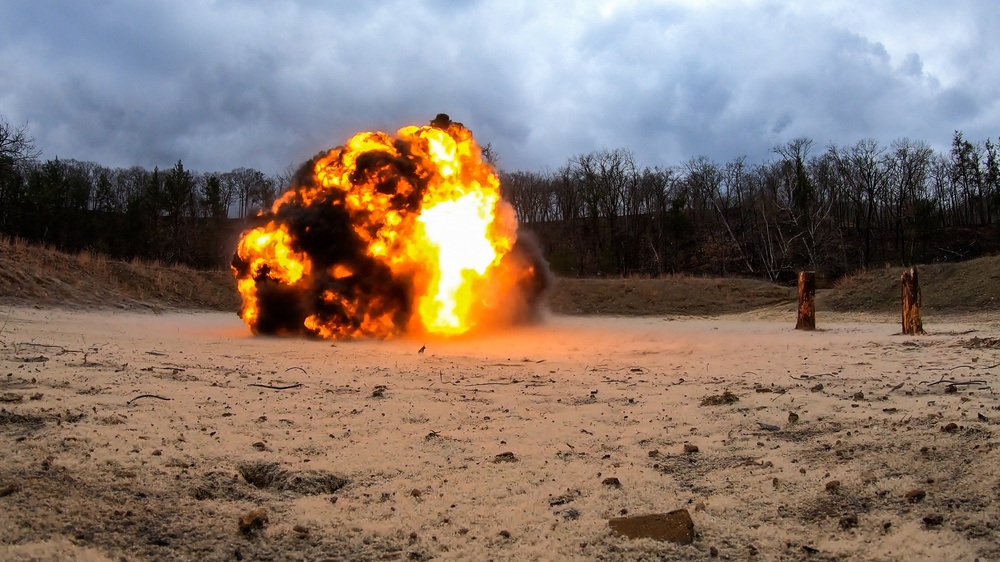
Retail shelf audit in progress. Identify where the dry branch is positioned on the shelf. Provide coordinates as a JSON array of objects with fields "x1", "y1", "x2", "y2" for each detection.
[
  {"x1": 248, "y1": 383, "x2": 303, "y2": 390},
  {"x1": 127, "y1": 394, "x2": 172, "y2": 404}
]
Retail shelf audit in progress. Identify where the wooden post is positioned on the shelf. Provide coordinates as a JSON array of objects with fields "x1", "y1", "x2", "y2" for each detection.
[
  {"x1": 901, "y1": 266, "x2": 924, "y2": 335},
  {"x1": 795, "y1": 271, "x2": 816, "y2": 331}
]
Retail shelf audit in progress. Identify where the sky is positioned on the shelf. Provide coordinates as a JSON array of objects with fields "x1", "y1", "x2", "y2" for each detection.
[{"x1": 2, "y1": 0, "x2": 998, "y2": 176}]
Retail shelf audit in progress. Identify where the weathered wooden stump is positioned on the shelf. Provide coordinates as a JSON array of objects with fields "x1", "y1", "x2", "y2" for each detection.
[
  {"x1": 795, "y1": 271, "x2": 816, "y2": 331},
  {"x1": 901, "y1": 266, "x2": 924, "y2": 335}
]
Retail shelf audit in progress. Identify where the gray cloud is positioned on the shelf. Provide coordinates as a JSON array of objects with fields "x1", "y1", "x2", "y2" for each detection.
[{"x1": 1, "y1": 1, "x2": 997, "y2": 176}]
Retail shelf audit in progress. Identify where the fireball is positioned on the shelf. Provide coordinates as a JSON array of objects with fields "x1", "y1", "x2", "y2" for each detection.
[{"x1": 231, "y1": 114, "x2": 549, "y2": 339}]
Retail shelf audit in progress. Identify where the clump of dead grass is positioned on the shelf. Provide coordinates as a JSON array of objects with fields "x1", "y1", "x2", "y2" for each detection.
[{"x1": 0, "y1": 237, "x2": 239, "y2": 311}]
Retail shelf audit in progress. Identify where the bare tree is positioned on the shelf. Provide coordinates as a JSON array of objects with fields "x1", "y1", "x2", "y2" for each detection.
[
  {"x1": 830, "y1": 139, "x2": 890, "y2": 269},
  {"x1": 0, "y1": 117, "x2": 40, "y2": 165}
]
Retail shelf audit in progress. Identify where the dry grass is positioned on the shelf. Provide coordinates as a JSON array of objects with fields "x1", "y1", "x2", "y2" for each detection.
[
  {"x1": 0, "y1": 237, "x2": 239, "y2": 311},
  {"x1": 822, "y1": 254, "x2": 1000, "y2": 313},
  {"x1": 546, "y1": 275, "x2": 796, "y2": 316},
  {"x1": 3, "y1": 238, "x2": 997, "y2": 315}
]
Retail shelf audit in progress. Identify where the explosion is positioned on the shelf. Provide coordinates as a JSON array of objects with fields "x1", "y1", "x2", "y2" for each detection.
[{"x1": 231, "y1": 114, "x2": 550, "y2": 339}]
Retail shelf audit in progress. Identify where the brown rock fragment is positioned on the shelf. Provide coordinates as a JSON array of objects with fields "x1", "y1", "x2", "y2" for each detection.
[
  {"x1": 905, "y1": 489, "x2": 926, "y2": 503},
  {"x1": 923, "y1": 514, "x2": 944, "y2": 527},
  {"x1": 683, "y1": 443, "x2": 699, "y2": 454},
  {"x1": 239, "y1": 508, "x2": 269, "y2": 536},
  {"x1": 825, "y1": 480, "x2": 841, "y2": 492},
  {"x1": 608, "y1": 509, "x2": 694, "y2": 545},
  {"x1": 788, "y1": 412, "x2": 799, "y2": 423}
]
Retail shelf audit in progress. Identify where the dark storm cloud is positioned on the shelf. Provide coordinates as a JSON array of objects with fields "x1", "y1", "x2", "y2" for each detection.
[{"x1": 1, "y1": 1, "x2": 997, "y2": 176}]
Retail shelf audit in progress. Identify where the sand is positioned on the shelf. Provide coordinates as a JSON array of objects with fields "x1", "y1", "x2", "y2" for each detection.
[{"x1": 1, "y1": 306, "x2": 998, "y2": 561}]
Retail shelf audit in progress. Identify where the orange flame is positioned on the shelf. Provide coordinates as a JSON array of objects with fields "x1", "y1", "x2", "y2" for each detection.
[{"x1": 231, "y1": 117, "x2": 534, "y2": 339}]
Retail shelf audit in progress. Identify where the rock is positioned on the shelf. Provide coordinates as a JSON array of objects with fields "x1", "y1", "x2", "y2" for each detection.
[
  {"x1": 978, "y1": 412, "x2": 988, "y2": 422},
  {"x1": 608, "y1": 510, "x2": 694, "y2": 545},
  {"x1": 493, "y1": 452, "x2": 518, "y2": 463},
  {"x1": 252, "y1": 441, "x2": 267, "y2": 451},
  {"x1": 905, "y1": 489, "x2": 926, "y2": 503},
  {"x1": 238, "y1": 508, "x2": 268, "y2": 536},
  {"x1": 923, "y1": 514, "x2": 944, "y2": 527},
  {"x1": 839, "y1": 514, "x2": 858, "y2": 529},
  {"x1": 825, "y1": 480, "x2": 841, "y2": 492},
  {"x1": 788, "y1": 412, "x2": 799, "y2": 424},
  {"x1": 941, "y1": 423, "x2": 958, "y2": 433},
  {"x1": 811, "y1": 383, "x2": 824, "y2": 392},
  {"x1": 710, "y1": 546, "x2": 719, "y2": 557},
  {"x1": 558, "y1": 508, "x2": 581, "y2": 520},
  {"x1": 648, "y1": 450, "x2": 660, "y2": 458},
  {"x1": 602, "y1": 477, "x2": 622, "y2": 488},
  {"x1": 683, "y1": 443, "x2": 699, "y2": 454},
  {"x1": 852, "y1": 391, "x2": 864, "y2": 401}
]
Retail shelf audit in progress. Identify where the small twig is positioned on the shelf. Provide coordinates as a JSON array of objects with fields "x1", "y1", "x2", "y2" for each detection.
[
  {"x1": 0, "y1": 307, "x2": 10, "y2": 338},
  {"x1": 926, "y1": 365, "x2": 974, "y2": 373},
  {"x1": 127, "y1": 394, "x2": 172, "y2": 404},
  {"x1": 438, "y1": 371, "x2": 519, "y2": 386},
  {"x1": 284, "y1": 366, "x2": 308, "y2": 375},
  {"x1": 790, "y1": 372, "x2": 839, "y2": 380},
  {"x1": 922, "y1": 374, "x2": 988, "y2": 387},
  {"x1": 248, "y1": 383, "x2": 303, "y2": 390},
  {"x1": 16, "y1": 342, "x2": 66, "y2": 350}
]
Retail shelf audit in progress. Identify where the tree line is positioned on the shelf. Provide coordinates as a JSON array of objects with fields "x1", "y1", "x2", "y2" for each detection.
[
  {"x1": 499, "y1": 133, "x2": 999, "y2": 281},
  {"x1": 3, "y1": 115, "x2": 998, "y2": 280},
  {"x1": 1, "y1": 116, "x2": 292, "y2": 267}
]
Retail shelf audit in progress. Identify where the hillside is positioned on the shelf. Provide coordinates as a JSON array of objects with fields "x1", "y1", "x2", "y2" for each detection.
[{"x1": 2, "y1": 237, "x2": 997, "y2": 316}]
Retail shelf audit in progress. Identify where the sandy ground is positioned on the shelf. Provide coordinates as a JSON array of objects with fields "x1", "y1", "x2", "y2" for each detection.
[{"x1": 1, "y1": 307, "x2": 999, "y2": 562}]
